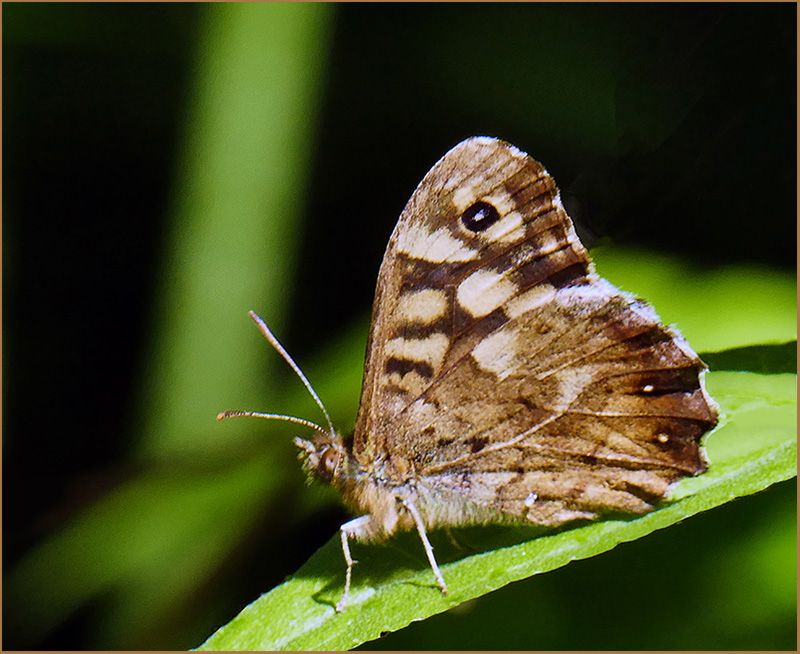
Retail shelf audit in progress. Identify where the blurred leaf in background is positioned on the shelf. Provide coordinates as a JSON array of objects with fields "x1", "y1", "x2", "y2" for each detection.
[
  {"x1": 5, "y1": 3, "x2": 335, "y2": 649},
  {"x1": 3, "y1": 3, "x2": 795, "y2": 650}
]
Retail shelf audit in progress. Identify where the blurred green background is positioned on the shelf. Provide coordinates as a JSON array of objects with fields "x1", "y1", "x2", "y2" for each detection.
[{"x1": 3, "y1": 3, "x2": 796, "y2": 650}]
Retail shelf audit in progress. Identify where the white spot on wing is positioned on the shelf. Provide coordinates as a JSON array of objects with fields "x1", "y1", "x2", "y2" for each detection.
[
  {"x1": 482, "y1": 210, "x2": 526, "y2": 244},
  {"x1": 506, "y1": 284, "x2": 557, "y2": 318},
  {"x1": 471, "y1": 328, "x2": 521, "y2": 379},
  {"x1": 457, "y1": 269, "x2": 517, "y2": 318},
  {"x1": 397, "y1": 223, "x2": 477, "y2": 263},
  {"x1": 552, "y1": 366, "x2": 595, "y2": 410},
  {"x1": 387, "y1": 369, "x2": 427, "y2": 395},
  {"x1": 396, "y1": 289, "x2": 448, "y2": 325},
  {"x1": 452, "y1": 181, "x2": 483, "y2": 211},
  {"x1": 386, "y1": 333, "x2": 450, "y2": 369},
  {"x1": 536, "y1": 230, "x2": 561, "y2": 256},
  {"x1": 480, "y1": 190, "x2": 515, "y2": 214}
]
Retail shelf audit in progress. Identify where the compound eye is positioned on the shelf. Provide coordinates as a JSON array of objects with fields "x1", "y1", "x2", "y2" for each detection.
[{"x1": 318, "y1": 447, "x2": 340, "y2": 481}]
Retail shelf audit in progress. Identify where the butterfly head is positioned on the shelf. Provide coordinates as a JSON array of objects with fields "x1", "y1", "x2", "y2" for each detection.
[{"x1": 294, "y1": 433, "x2": 346, "y2": 484}]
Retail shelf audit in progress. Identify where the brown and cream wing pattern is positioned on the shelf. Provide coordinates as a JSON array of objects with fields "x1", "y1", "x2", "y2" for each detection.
[{"x1": 351, "y1": 136, "x2": 717, "y2": 523}]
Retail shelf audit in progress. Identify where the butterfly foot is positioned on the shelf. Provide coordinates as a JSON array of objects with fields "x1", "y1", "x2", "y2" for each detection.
[{"x1": 335, "y1": 558, "x2": 357, "y2": 614}]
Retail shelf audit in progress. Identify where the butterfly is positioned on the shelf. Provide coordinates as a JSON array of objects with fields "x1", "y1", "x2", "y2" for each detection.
[{"x1": 220, "y1": 136, "x2": 718, "y2": 612}]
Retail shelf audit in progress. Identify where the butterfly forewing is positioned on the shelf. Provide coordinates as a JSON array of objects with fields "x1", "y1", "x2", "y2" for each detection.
[{"x1": 352, "y1": 137, "x2": 717, "y2": 526}]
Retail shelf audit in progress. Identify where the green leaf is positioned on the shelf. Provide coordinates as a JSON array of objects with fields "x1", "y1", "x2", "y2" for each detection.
[
  {"x1": 5, "y1": 457, "x2": 282, "y2": 645},
  {"x1": 701, "y1": 341, "x2": 796, "y2": 375},
  {"x1": 197, "y1": 370, "x2": 796, "y2": 651}
]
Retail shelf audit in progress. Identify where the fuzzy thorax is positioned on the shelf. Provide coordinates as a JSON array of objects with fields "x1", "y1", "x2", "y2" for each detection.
[{"x1": 294, "y1": 432, "x2": 412, "y2": 542}]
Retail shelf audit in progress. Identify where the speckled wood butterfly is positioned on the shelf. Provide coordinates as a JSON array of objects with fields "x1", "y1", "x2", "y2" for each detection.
[{"x1": 220, "y1": 136, "x2": 718, "y2": 612}]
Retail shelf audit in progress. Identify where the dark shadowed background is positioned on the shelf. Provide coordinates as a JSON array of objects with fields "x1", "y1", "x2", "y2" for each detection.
[{"x1": 4, "y1": 3, "x2": 796, "y2": 650}]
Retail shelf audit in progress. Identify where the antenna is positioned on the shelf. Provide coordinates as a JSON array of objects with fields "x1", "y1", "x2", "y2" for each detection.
[
  {"x1": 216, "y1": 311, "x2": 335, "y2": 436},
  {"x1": 216, "y1": 410, "x2": 329, "y2": 438}
]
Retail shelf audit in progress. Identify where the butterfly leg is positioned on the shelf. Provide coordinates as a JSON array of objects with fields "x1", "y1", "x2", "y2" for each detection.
[
  {"x1": 336, "y1": 516, "x2": 368, "y2": 613},
  {"x1": 401, "y1": 499, "x2": 448, "y2": 596}
]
